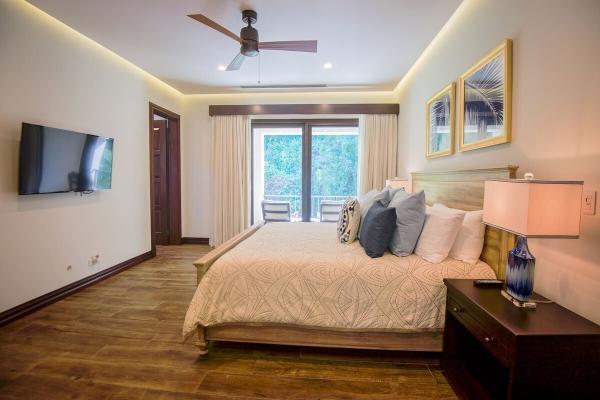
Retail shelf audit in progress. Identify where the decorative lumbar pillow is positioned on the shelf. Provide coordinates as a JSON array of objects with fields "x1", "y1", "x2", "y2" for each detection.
[
  {"x1": 415, "y1": 206, "x2": 465, "y2": 263},
  {"x1": 433, "y1": 203, "x2": 485, "y2": 264},
  {"x1": 387, "y1": 190, "x2": 426, "y2": 256},
  {"x1": 357, "y1": 189, "x2": 390, "y2": 237},
  {"x1": 337, "y1": 198, "x2": 361, "y2": 243},
  {"x1": 359, "y1": 201, "x2": 397, "y2": 258}
]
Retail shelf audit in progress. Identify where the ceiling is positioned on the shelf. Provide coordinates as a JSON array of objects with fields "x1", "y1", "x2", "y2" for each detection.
[{"x1": 27, "y1": 0, "x2": 462, "y2": 94}]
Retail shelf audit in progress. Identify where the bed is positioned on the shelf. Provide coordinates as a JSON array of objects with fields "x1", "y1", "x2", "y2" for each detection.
[{"x1": 184, "y1": 166, "x2": 518, "y2": 354}]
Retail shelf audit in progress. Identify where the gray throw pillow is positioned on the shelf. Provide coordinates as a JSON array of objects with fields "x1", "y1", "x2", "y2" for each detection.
[
  {"x1": 388, "y1": 190, "x2": 426, "y2": 256},
  {"x1": 358, "y1": 189, "x2": 390, "y2": 238},
  {"x1": 382, "y1": 186, "x2": 405, "y2": 202},
  {"x1": 359, "y1": 201, "x2": 397, "y2": 258}
]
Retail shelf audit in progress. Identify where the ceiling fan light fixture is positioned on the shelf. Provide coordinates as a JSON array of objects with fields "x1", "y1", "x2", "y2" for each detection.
[
  {"x1": 323, "y1": 62, "x2": 333, "y2": 69},
  {"x1": 189, "y1": 11, "x2": 318, "y2": 72},
  {"x1": 217, "y1": 65, "x2": 226, "y2": 71}
]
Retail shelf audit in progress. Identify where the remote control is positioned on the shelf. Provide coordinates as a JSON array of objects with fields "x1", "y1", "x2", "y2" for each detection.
[{"x1": 473, "y1": 279, "x2": 504, "y2": 287}]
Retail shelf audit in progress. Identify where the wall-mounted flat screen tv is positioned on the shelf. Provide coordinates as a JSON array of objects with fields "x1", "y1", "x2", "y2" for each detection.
[{"x1": 19, "y1": 123, "x2": 114, "y2": 195}]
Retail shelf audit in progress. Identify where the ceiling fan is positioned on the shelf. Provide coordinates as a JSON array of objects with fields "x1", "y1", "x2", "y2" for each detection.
[{"x1": 188, "y1": 10, "x2": 317, "y2": 71}]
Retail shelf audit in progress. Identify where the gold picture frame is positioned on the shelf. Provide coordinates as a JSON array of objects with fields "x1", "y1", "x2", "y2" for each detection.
[
  {"x1": 426, "y1": 82, "x2": 455, "y2": 158},
  {"x1": 458, "y1": 39, "x2": 512, "y2": 152}
]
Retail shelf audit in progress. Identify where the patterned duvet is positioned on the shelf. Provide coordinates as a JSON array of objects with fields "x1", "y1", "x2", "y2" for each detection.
[{"x1": 183, "y1": 222, "x2": 495, "y2": 338}]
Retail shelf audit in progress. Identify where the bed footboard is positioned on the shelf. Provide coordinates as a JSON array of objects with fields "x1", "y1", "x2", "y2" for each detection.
[{"x1": 193, "y1": 222, "x2": 264, "y2": 284}]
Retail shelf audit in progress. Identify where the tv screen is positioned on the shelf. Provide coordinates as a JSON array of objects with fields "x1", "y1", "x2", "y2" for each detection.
[{"x1": 19, "y1": 123, "x2": 114, "y2": 195}]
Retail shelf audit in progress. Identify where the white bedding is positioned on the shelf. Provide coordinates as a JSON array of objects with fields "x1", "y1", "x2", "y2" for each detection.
[{"x1": 183, "y1": 222, "x2": 495, "y2": 338}]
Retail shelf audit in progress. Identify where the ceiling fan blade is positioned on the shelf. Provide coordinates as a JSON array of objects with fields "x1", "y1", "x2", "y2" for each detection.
[
  {"x1": 226, "y1": 53, "x2": 245, "y2": 71},
  {"x1": 259, "y1": 40, "x2": 318, "y2": 53},
  {"x1": 187, "y1": 14, "x2": 242, "y2": 43}
]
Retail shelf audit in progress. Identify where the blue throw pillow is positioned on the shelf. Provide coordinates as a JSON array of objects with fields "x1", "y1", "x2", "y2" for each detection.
[
  {"x1": 359, "y1": 200, "x2": 397, "y2": 258},
  {"x1": 357, "y1": 189, "x2": 391, "y2": 239},
  {"x1": 388, "y1": 190, "x2": 426, "y2": 256}
]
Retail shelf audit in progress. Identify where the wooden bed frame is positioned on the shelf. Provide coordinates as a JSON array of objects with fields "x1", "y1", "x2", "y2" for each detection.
[{"x1": 192, "y1": 166, "x2": 518, "y2": 354}]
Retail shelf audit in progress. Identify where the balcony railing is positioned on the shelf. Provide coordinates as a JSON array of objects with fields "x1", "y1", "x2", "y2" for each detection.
[{"x1": 263, "y1": 194, "x2": 351, "y2": 221}]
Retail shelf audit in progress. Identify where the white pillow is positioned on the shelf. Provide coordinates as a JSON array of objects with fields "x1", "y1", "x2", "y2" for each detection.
[
  {"x1": 433, "y1": 204, "x2": 485, "y2": 264},
  {"x1": 415, "y1": 206, "x2": 465, "y2": 263}
]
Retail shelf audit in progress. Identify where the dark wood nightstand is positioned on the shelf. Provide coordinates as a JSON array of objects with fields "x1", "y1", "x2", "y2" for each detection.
[{"x1": 443, "y1": 279, "x2": 600, "y2": 400}]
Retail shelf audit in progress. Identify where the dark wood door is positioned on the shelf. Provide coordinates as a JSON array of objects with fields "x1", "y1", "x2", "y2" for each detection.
[{"x1": 152, "y1": 120, "x2": 169, "y2": 245}]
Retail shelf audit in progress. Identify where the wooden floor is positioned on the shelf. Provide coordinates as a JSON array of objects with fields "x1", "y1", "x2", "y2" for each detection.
[{"x1": 0, "y1": 245, "x2": 458, "y2": 399}]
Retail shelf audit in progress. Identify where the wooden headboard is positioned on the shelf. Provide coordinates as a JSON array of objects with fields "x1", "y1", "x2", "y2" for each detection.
[{"x1": 411, "y1": 166, "x2": 518, "y2": 279}]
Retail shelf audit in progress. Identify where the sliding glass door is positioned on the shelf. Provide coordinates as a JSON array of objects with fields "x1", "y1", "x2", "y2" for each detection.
[
  {"x1": 251, "y1": 120, "x2": 359, "y2": 223},
  {"x1": 252, "y1": 125, "x2": 304, "y2": 221},
  {"x1": 310, "y1": 125, "x2": 359, "y2": 221}
]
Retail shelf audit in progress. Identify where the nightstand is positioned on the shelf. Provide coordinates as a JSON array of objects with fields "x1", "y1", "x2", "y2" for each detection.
[{"x1": 442, "y1": 279, "x2": 600, "y2": 400}]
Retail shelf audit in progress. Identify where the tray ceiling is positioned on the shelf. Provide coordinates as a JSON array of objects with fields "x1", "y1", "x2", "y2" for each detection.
[{"x1": 27, "y1": 0, "x2": 462, "y2": 94}]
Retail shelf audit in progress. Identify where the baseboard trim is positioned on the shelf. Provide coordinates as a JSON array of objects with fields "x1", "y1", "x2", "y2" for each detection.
[
  {"x1": 181, "y1": 237, "x2": 210, "y2": 245},
  {"x1": 0, "y1": 251, "x2": 153, "y2": 328}
]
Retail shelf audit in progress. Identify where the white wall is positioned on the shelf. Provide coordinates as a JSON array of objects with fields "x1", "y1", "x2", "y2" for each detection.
[
  {"x1": 394, "y1": 0, "x2": 600, "y2": 323},
  {"x1": 0, "y1": 0, "x2": 182, "y2": 312},
  {"x1": 181, "y1": 91, "x2": 396, "y2": 241}
]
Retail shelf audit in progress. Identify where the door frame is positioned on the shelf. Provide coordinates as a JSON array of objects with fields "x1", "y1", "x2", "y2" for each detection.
[
  {"x1": 149, "y1": 102, "x2": 182, "y2": 256},
  {"x1": 250, "y1": 118, "x2": 359, "y2": 223}
]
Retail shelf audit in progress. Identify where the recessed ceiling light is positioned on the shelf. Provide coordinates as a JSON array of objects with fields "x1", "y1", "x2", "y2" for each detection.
[
  {"x1": 323, "y1": 62, "x2": 333, "y2": 69},
  {"x1": 218, "y1": 65, "x2": 226, "y2": 71}
]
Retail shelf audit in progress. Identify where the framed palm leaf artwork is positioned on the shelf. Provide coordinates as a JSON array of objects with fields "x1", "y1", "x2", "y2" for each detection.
[
  {"x1": 458, "y1": 39, "x2": 512, "y2": 151},
  {"x1": 426, "y1": 82, "x2": 455, "y2": 158}
]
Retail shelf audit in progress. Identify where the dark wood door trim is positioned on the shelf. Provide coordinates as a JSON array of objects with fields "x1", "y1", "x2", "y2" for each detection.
[
  {"x1": 150, "y1": 102, "x2": 180, "y2": 120},
  {"x1": 152, "y1": 120, "x2": 169, "y2": 245},
  {"x1": 149, "y1": 102, "x2": 182, "y2": 256},
  {"x1": 209, "y1": 103, "x2": 399, "y2": 116}
]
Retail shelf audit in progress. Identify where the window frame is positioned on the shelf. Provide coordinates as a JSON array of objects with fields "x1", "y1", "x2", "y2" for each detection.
[{"x1": 251, "y1": 118, "x2": 359, "y2": 224}]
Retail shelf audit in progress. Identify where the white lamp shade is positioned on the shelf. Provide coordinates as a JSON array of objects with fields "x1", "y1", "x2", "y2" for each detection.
[
  {"x1": 386, "y1": 178, "x2": 410, "y2": 191},
  {"x1": 483, "y1": 180, "x2": 583, "y2": 238}
]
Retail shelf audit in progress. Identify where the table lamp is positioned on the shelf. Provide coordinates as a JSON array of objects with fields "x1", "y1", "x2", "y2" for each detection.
[{"x1": 482, "y1": 175, "x2": 583, "y2": 306}]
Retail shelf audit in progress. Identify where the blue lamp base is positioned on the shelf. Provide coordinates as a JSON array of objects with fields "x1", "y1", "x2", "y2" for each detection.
[{"x1": 505, "y1": 236, "x2": 536, "y2": 304}]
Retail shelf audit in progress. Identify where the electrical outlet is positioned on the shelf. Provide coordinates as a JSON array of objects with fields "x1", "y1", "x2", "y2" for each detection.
[
  {"x1": 88, "y1": 254, "x2": 100, "y2": 266},
  {"x1": 583, "y1": 190, "x2": 596, "y2": 215}
]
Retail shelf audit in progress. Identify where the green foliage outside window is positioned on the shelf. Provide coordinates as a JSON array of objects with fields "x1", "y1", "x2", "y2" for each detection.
[
  {"x1": 263, "y1": 133, "x2": 358, "y2": 218},
  {"x1": 263, "y1": 135, "x2": 303, "y2": 215}
]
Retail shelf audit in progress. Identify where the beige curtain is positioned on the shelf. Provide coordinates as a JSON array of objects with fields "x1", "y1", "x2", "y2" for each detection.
[
  {"x1": 211, "y1": 115, "x2": 251, "y2": 246},
  {"x1": 359, "y1": 114, "x2": 398, "y2": 194}
]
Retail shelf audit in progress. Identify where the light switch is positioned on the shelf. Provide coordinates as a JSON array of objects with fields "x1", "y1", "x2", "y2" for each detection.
[{"x1": 582, "y1": 190, "x2": 596, "y2": 215}]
